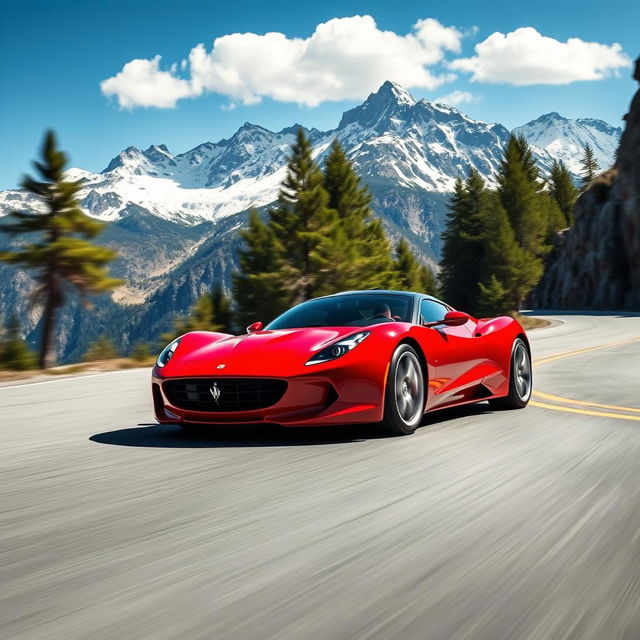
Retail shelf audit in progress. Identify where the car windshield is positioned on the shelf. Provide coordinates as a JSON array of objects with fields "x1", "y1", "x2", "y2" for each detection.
[{"x1": 266, "y1": 294, "x2": 413, "y2": 329}]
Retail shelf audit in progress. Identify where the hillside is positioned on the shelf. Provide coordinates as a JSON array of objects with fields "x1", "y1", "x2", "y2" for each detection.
[{"x1": 531, "y1": 59, "x2": 639, "y2": 310}]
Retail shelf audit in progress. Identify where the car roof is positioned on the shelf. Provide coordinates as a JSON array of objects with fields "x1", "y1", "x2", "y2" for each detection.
[{"x1": 311, "y1": 290, "x2": 439, "y2": 302}]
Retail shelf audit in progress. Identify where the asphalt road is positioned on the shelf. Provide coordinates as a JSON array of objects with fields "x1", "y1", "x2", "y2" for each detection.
[{"x1": 1, "y1": 313, "x2": 640, "y2": 640}]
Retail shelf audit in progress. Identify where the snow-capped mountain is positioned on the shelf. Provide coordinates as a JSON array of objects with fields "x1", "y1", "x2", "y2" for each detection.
[
  {"x1": 335, "y1": 81, "x2": 511, "y2": 192},
  {"x1": 0, "y1": 81, "x2": 623, "y2": 362},
  {"x1": 1, "y1": 81, "x2": 620, "y2": 229},
  {"x1": 513, "y1": 112, "x2": 621, "y2": 176}
]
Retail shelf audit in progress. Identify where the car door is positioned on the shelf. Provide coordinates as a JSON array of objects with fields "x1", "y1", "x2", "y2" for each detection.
[{"x1": 416, "y1": 298, "x2": 485, "y2": 408}]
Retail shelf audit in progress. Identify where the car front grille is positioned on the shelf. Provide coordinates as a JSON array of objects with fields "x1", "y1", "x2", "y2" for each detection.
[{"x1": 162, "y1": 378, "x2": 288, "y2": 412}]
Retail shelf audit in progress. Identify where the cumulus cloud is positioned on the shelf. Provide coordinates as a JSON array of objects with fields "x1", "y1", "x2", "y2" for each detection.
[
  {"x1": 436, "y1": 90, "x2": 475, "y2": 106},
  {"x1": 450, "y1": 27, "x2": 631, "y2": 85},
  {"x1": 100, "y1": 56, "x2": 193, "y2": 108},
  {"x1": 101, "y1": 16, "x2": 462, "y2": 109}
]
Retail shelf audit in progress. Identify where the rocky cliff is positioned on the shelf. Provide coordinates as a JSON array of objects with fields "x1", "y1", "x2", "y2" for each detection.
[{"x1": 532, "y1": 58, "x2": 640, "y2": 310}]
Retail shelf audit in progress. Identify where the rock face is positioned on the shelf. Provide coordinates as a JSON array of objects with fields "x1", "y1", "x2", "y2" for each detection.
[{"x1": 532, "y1": 59, "x2": 640, "y2": 310}]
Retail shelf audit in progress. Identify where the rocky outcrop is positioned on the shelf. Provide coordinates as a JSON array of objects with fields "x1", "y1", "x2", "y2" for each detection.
[{"x1": 532, "y1": 58, "x2": 640, "y2": 310}]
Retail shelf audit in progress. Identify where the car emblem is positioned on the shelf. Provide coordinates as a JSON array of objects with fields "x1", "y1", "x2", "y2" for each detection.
[
  {"x1": 210, "y1": 382, "x2": 221, "y2": 404},
  {"x1": 216, "y1": 364, "x2": 225, "y2": 369}
]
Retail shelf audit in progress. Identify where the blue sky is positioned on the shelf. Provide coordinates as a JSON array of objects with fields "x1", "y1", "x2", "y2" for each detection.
[{"x1": 0, "y1": 0, "x2": 637, "y2": 189}]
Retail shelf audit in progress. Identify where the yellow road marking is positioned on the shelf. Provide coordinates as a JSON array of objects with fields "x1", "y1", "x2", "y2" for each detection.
[
  {"x1": 533, "y1": 336, "x2": 640, "y2": 367},
  {"x1": 530, "y1": 334, "x2": 640, "y2": 421},
  {"x1": 530, "y1": 400, "x2": 640, "y2": 422},
  {"x1": 533, "y1": 390, "x2": 640, "y2": 414}
]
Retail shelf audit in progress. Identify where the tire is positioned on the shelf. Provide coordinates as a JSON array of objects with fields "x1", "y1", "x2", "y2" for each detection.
[
  {"x1": 381, "y1": 344, "x2": 426, "y2": 435},
  {"x1": 489, "y1": 338, "x2": 532, "y2": 410}
]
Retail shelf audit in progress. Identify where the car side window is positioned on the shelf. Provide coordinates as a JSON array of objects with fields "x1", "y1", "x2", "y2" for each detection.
[{"x1": 420, "y1": 299, "x2": 449, "y2": 324}]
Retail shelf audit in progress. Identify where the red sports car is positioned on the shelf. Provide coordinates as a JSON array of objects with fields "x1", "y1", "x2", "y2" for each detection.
[{"x1": 152, "y1": 290, "x2": 531, "y2": 435}]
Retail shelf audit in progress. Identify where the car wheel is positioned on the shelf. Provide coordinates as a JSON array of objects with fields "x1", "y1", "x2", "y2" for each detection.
[
  {"x1": 382, "y1": 344, "x2": 426, "y2": 435},
  {"x1": 489, "y1": 338, "x2": 532, "y2": 410}
]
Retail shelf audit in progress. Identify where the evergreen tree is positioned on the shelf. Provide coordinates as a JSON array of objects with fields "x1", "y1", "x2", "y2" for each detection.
[
  {"x1": 211, "y1": 285, "x2": 232, "y2": 333},
  {"x1": 83, "y1": 336, "x2": 118, "y2": 361},
  {"x1": 269, "y1": 128, "x2": 334, "y2": 300},
  {"x1": 476, "y1": 275, "x2": 509, "y2": 317},
  {"x1": 232, "y1": 210, "x2": 293, "y2": 327},
  {"x1": 440, "y1": 170, "x2": 488, "y2": 311},
  {"x1": 418, "y1": 264, "x2": 439, "y2": 296},
  {"x1": 540, "y1": 191, "x2": 568, "y2": 240},
  {"x1": 165, "y1": 284, "x2": 234, "y2": 341},
  {"x1": 580, "y1": 143, "x2": 599, "y2": 184},
  {"x1": 355, "y1": 218, "x2": 400, "y2": 290},
  {"x1": 130, "y1": 342, "x2": 152, "y2": 362},
  {"x1": 549, "y1": 159, "x2": 578, "y2": 225},
  {"x1": 233, "y1": 131, "x2": 403, "y2": 320},
  {"x1": 393, "y1": 239, "x2": 437, "y2": 294},
  {"x1": 0, "y1": 315, "x2": 37, "y2": 371},
  {"x1": 323, "y1": 140, "x2": 370, "y2": 230},
  {"x1": 0, "y1": 131, "x2": 122, "y2": 368},
  {"x1": 496, "y1": 135, "x2": 548, "y2": 259},
  {"x1": 478, "y1": 194, "x2": 540, "y2": 312}
]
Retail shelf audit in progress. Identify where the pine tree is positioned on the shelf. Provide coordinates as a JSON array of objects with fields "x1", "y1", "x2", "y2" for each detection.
[
  {"x1": 580, "y1": 143, "x2": 599, "y2": 185},
  {"x1": 211, "y1": 285, "x2": 232, "y2": 333},
  {"x1": 130, "y1": 342, "x2": 152, "y2": 362},
  {"x1": 549, "y1": 159, "x2": 578, "y2": 225},
  {"x1": 477, "y1": 275, "x2": 509, "y2": 317},
  {"x1": 393, "y1": 239, "x2": 437, "y2": 294},
  {"x1": 232, "y1": 210, "x2": 293, "y2": 327},
  {"x1": 419, "y1": 265, "x2": 439, "y2": 296},
  {"x1": 356, "y1": 218, "x2": 400, "y2": 290},
  {"x1": 269, "y1": 128, "x2": 334, "y2": 301},
  {"x1": 83, "y1": 336, "x2": 118, "y2": 361},
  {"x1": 233, "y1": 132, "x2": 404, "y2": 319},
  {"x1": 496, "y1": 135, "x2": 548, "y2": 259},
  {"x1": 479, "y1": 194, "x2": 542, "y2": 312},
  {"x1": 540, "y1": 191, "x2": 568, "y2": 240},
  {"x1": 0, "y1": 131, "x2": 122, "y2": 368},
  {"x1": 323, "y1": 140, "x2": 370, "y2": 230},
  {"x1": 394, "y1": 239, "x2": 422, "y2": 291},
  {"x1": 440, "y1": 171, "x2": 488, "y2": 311},
  {"x1": 0, "y1": 315, "x2": 37, "y2": 370}
]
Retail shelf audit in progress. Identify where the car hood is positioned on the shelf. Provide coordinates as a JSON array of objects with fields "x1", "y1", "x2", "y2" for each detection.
[{"x1": 162, "y1": 326, "x2": 367, "y2": 378}]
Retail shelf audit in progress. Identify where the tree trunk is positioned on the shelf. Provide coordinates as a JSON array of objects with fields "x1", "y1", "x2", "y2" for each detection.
[{"x1": 39, "y1": 277, "x2": 58, "y2": 369}]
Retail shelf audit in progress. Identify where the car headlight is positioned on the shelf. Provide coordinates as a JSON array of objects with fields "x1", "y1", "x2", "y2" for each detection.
[
  {"x1": 156, "y1": 338, "x2": 181, "y2": 368},
  {"x1": 306, "y1": 332, "x2": 370, "y2": 366}
]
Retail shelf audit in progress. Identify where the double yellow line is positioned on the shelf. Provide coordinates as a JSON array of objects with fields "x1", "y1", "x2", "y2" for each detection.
[{"x1": 530, "y1": 336, "x2": 640, "y2": 421}]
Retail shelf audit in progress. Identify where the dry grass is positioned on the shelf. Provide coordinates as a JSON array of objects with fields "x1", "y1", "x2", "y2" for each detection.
[
  {"x1": 511, "y1": 313, "x2": 551, "y2": 331},
  {"x1": 0, "y1": 357, "x2": 156, "y2": 383}
]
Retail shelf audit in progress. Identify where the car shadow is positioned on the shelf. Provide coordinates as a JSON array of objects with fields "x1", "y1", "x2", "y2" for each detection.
[
  {"x1": 90, "y1": 403, "x2": 495, "y2": 448},
  {"x1": 89, "y1": 422, "x2": 385, "y2": 448}
]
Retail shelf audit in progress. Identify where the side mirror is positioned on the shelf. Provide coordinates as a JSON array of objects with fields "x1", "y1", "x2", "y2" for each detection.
[
  {"x1": 441, "y1": 310, "x2": 470, "y2": 326},
  {"x1": 424, "y1": 310, "x2": 470, "y2": 328},
  {"x1": 246, "y1": 321, "x2": 263, "y2": 334}
]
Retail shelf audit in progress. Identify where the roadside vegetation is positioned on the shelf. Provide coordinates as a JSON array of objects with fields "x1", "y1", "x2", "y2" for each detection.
[
  {"x1": 0, "y1": 131, "x2": 121, "y2": 368},
  {"x1": 440, "y1": 134, "x2": 579, "y2": 317}
]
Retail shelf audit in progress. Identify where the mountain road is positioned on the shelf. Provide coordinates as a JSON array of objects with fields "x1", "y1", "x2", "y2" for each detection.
[{"x1": 1, "y1": 312, "x2": 639, "y2": 639}]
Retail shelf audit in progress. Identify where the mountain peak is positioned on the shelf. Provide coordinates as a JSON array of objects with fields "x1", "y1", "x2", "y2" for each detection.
[
  {"x1": 375, "y1": 80, "x2": 416, "y2": 107},
  {"x1": 338, "y1": 80, "x2": 416, "y2": 130}
]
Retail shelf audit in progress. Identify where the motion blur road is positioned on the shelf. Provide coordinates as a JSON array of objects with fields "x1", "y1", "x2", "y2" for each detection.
[{"x1": 2, "y1": 313, "x2": 640, "y2": 640}]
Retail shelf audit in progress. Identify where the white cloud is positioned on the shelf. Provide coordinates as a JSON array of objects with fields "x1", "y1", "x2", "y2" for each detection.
[
  {"x1": 436, "y1": 90, "x2": 475, "y2": 106},
  {"x1": 100, "y1": 56, "x2": 193, "y2": 108},
  {"x1": 101, "y1": 16, "x2": 462, "y2": 109},
  {"x1": 450, "y1": 27, "x2": 631, "y2": 85}
]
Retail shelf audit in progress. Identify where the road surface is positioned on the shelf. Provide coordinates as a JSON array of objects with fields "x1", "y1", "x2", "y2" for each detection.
[{"x1": 1, "y1": 313, "x2": 640, "y2": 640}]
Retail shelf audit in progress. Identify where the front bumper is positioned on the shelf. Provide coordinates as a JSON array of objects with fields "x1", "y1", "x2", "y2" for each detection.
[{"x1": 151, "y1": 365, "x2": 386, "y2": 427}]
